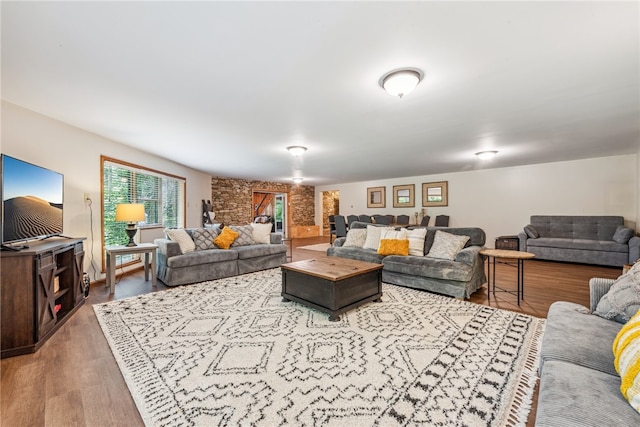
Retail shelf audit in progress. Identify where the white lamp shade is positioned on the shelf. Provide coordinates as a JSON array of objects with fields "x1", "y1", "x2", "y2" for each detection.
[
  {"x1": 115, "y1": 203, "x2": 145, "y2": 222},
  {"x1": 287, "y1": 146, "x2": 307, "y2": 156},
  {"x1": 475, "y1": 150, "x2": 498, "y2": 160},
  {"x1": 382, "y1": 70, "x2": 421, "y2": 98}
]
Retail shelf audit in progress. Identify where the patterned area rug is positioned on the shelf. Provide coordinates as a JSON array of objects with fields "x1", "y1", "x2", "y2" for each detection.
[
  {"x1": 297, "y1": 243, "x2": 331, "y2": 252},
  {"x1": 94, "y1": 269, "x2": 545, "y2": 426}
]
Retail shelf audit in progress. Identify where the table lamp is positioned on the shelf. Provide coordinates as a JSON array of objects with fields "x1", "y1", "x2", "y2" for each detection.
[{"x1": 115, "y1": 203, "x2": 145, "y2": 246}]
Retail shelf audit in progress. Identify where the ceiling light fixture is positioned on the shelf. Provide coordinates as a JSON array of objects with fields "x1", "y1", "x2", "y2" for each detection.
[
  {"x1": 379, "y1": 68, "x2": 423, "y2": 98},
  {"x1": 475, "y1": 150, "x2": 498, "y2": 160},
  {"x1": 286, "y1": 146, "x2": 307, "y2": 156},
  {"x1": 292, "y1": 177, "x2": 304, "y2": 184}
]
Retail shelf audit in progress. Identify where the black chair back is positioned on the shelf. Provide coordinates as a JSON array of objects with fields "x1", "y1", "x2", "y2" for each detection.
[
  {"x1": 420, "y1": 215, "x2": 431, "y2": 226},
  {"x1": 384, "y1": 214, "x2": 395, "y2": 224},
  {"x1": 373, "y1": 214, "x2": 391, "y2": 225},
  {"x1": 334, "y1": 215, "x2": 348, "y2": 239},
  {"x1": 347, "y1": 215, "x2": 359, "y2": 228},
  {"x1": 358, "y1": 214, "x2": 372, "y2": 223},
  {"x1": 396, "y1": 215, "x2": 410, "y2": 225},
  {"x1": 435, "y1": 215, "x2": 449, "y2": 227}
]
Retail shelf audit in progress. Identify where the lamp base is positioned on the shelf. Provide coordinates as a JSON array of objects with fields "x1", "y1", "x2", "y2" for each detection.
[{"x1": 125, "y1": 224, "x2": 138, "y2": 247}]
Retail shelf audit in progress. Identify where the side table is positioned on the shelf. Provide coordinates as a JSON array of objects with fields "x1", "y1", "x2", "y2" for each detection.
[
  {"x1": 479, "y1": 249, "x2": 535, "y2": 306},
  {"x1": 105, "y1": 243, "x2": 158, "y2": 294}
]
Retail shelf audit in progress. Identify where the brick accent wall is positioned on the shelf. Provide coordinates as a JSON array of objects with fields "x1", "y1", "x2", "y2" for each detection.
[
  {"x1": 322, "y1": 190, "x2": 339, "y2": 233},
  {"x1": 210, "y1": 177, "x2": 315, "y2": 227}
]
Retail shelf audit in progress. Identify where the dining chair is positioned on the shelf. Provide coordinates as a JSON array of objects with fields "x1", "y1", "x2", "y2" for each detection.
[
  {"x1": 329, "y1": 215, "x2": 336, "y2": 243},
  {"x1": 334, "y1": 215, "x2": 348, "y2": 243},
  {"x1": 358, "y1": 214, "x2": 372, "y2": 223},
  {"x1": 420, "y1": 215, "x2": 431, "y2": 226},
  {"x1": 435, "y1": 215, "x2": 449, "y2": 227},
  {"x1": 396, "y1": 215, "x2": 410, "y2": 225},
  {"x1": 372, "y1": 214, "x2": 391, "y2": 225},
  {"x1": 347, "y1": 215, "x2": 359, "y2": 229}
]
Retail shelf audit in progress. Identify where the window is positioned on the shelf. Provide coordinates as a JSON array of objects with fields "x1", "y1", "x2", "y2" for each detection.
[{"x1": 101, "y1": 156, "x2": 186, "y2": 267}]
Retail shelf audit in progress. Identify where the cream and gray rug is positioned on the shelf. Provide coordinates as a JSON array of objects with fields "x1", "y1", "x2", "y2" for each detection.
[
  {"x1": 297, "y1": 243, "x2": 332, "y2": 252},
  {"x1": 94, "y1": 268, "x2": 545, "y2": 426}
]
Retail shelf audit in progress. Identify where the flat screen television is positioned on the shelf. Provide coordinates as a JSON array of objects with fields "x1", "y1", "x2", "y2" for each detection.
[{"x1": 1, "y1": 154, "x2": 64, "y2": 245}]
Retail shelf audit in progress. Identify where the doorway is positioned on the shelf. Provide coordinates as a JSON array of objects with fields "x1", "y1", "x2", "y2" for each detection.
[
  {"x1": 321, "y1": 190, "x2": 340, "y2": 236},
  {"x1": 253, "y1": 191, "x2": 288, "y2": 236}
]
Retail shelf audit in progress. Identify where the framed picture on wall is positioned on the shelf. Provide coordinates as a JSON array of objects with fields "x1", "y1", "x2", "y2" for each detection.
[
  {"x1": 422, "y1": 181, "x2": 448, "y2": 207},
  {"x1": 367, "y1": 186, "x2": 386, "y2": 208},
  {"x1": 393, "y1": 184, "x2": 415, "y2": 208}
]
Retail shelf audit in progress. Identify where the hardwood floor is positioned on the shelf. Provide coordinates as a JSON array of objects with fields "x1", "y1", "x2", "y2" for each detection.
[{"x1": 1, "y1": 236, "x2": 621, "y2": 426}]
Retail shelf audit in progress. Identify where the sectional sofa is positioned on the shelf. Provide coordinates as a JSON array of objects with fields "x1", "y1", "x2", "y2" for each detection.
[
  {"x1": 327, "y1": 221, "x2": 487, "y2": 299},
  {"x1": 518, "y1": 215, "x2": 639, "y2": 267}
]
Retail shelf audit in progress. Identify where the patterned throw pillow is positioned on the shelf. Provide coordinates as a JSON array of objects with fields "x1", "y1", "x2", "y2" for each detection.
[
  {"x1": 363, "y1": 225, "x2": 394, "y2": 251},
  {"x1": 164, "y1": 228, "x2": 196, "y2": 254},
  {"x1": 250, "y1": 223, "x2": 273, "y2": 244},
  {"x1": 407, "y1": 228, "x2": 427, "y2": 256},
  {"x1": 343, "y1": 229, "x2": 367, "y2": 248},
  {"x1": 426, "y1": 230, "x2": 470, "y2": 260},
  {"x1": 613, "y1": 308, "x2": 640, "y2": 414},
  {"x1": 191, "y1": 227, "x2": 220, "y2": 250},
  {"x1": 594, "y1": 262, "x2": 640, "y2": 323},
  {"x1": 213, "y1": 227, "x2": 239, "y2": 250},
  {"x1": 230, "y1": 225, "x2": 257, "y2": 247}
]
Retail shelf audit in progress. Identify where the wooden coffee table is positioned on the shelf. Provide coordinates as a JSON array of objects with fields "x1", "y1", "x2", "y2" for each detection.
[{"x1": 281, "y1": 257, "x2": 383, "y2": 321}]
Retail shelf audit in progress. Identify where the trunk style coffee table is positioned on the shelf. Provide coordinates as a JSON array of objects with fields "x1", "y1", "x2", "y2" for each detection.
[{"x1": 281, "y1": 257, "x2": 383, "y2": 321}]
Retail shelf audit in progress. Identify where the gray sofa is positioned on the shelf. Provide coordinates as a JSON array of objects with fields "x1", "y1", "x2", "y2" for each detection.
[
  {"x1": 155, "y1": 228, "x2": 286, "y2": 286},
  {"x1": 327, "y1": 221, "x2": 486, "y2": 299},
  {"x1": 536, "y1": 277, "x2": 640, "y2": 426},
  {"x1": 518, "y1": 215, "x2": 640, "y2": 267}
]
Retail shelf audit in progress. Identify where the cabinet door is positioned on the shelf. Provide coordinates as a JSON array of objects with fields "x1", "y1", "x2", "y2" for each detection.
[
  {"x1": 36, "y1": 253, "x2": 57, "y2": 338},
  {"x1": 73, "y1": 243, "x2": 85, "y2": 305}
]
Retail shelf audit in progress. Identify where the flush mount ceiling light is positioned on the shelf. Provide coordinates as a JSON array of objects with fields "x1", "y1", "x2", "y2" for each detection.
[
  {"x1": 379, "y1": 68, "x2": 423, "y2": 98},
  {"x1": 286, "y1": 146, "x2": 307, "y2": 156},
  {"x1": 292, "y1": 177, "x2": 304, "y2": 184},
  {"x1": 475, "y1": 150, "x2": 498, "y2": 160}
]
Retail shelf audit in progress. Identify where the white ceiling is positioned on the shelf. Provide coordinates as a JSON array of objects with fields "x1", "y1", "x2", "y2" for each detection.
[{"x1": 2, "y1": 1, "x2": 639, "y2": 186}]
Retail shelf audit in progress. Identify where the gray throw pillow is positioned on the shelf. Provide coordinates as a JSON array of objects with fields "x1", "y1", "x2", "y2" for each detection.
[
  {"x1": 524, "y1": 224, "x2": 539, "y2": 239},
  {"x1": 613, "y1": 225, "x2": 635, "y2": 244},
  {"x1": 191, "y1": 227, "x2": 220, "y2": 250},
  {"x1": 594, "y1": 263, "x2": 640, "y2": 323},
  {"x1": 229, "y1": 225, "x2": 257, "y2": 247}
]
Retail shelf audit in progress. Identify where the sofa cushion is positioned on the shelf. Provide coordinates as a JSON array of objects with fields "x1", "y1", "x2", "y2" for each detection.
[
  {"x1": 166, "y1": 248, "x2": 238, "y2": 268},
  {"x1": 234, "y1": 244, "x2": 287, "y2": 259},
  {"x1": 164, "y1": 228, "x2": 196, "y2": 253},
  {"x1": 382, "y1": 256, "x2": 473, "y2": 282},
  {"x1": 407, "y1": 227, "x2": 427, "y2": 256},
  {"x1": 214, "y1": 227, "x2": 239, "y2": 249},
  {"x1": 191, "y1": 227, "x2": 220, "y2": 250},
  {"x1": 614, "y1": 225, "x2": 636, "y2": 244},
  {"x1": 363, "y1": 225, "x2": 394, "y2": 251},
  {"x1": 536, "y1": 360, "x2": 640, "y2": 426},
  {"x1": 594, "y1": 263, "x2": 640, "y2": 323},
  {"x1": 343, "y1": 228, "x2": 367, "y2": 248},
  {"x1": 250, "y1": 223, "x2": 273, "y2": 244},
  {"x1": 541, "y1": 301, "x2": 621, "y2": 376},
  {"x1": 524, "y1": 224, "x2": 539, "y2": 238},
  {"x1": 422, "y1": 227, "x2": 485, "y2": 254},
  {"x1": 613, "y1": 308, "x2": 640, "y2": 414},
  {"x1": 426, "y1": 230, "x2": 469, "y2": 260},
  {"x1": 230, "y1": 225, "x2": 257, "y2": 247},
  {"x1": 530, "y1": 215, "x2": 623, "y2": 240},
  {"x1": 526, "y1": 237, "x2": 629, "y2": 253}
]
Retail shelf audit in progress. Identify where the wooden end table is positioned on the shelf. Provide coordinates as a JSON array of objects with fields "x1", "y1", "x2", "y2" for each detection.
[
  {"x1": 479, "y1": 249, "x2": 535, "y2": 306},
  {"x1": 281, "y1": 257, "x2": 383, "y2": 321},
  {"x1": 105, "y1": 243, "x2": 158, "y2": 294}
]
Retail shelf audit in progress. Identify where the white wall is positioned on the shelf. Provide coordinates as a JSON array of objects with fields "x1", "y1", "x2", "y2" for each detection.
[
  {"x1": 1, "y1": 101, "x2": 212, "y2": 279},
  {"x1": 316, "y1": 155, "x2": 638, "y2": 247}
]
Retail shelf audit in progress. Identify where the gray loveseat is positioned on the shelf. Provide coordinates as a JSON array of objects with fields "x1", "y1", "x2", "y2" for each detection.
[
  {"x1": 327, "y1": 221, "x2": 486, "y2": 299},
  {"x1": 518, "y1": 215, "x2": 640, "y2": 267},
  {"x1": 536, "y1": 277, "x2": 640, "y2": 426},
  {"x1": 155, "y1": 227, "x2": 286, "y2": 286}
]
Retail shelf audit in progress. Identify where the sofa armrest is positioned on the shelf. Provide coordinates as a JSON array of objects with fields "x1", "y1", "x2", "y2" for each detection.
[
  {"x1": 333, "y1": 237, "x2": 347, "y2": 247},
  {"x1": 455, "y1": 246, "x2": 482, "y2": 266},
  {"x1": 154, "y1": 238, "x2": 182, "y2": 259},
  {"x1": 517, "y1": 231, "x2": 528, "y2": 251},
  {"x1": 270, "y1": 233, "x2": 283, "y2": 244},
  {"x1": 629, "y1": 236, "x2": 640, "y2": 264},
  {"x1": 589, "y1": 277, "x2": 616, "y2": 311}
]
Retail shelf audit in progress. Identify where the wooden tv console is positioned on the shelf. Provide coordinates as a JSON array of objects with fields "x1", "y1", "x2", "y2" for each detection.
[{"x1": 1, "y1": 237, "x2": 86, "y2": 358}]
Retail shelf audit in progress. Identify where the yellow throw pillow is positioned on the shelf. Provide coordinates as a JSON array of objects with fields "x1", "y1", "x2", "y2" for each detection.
[
  {"x1": 378, "y1": 239, "x2": 409, "y2": 256},
  {"x1": 613, "y1": 308, "x2": 640, "y2": 414},
  {"x1": 213, "y1": 227, "x2": 239, "y2": 249}
]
